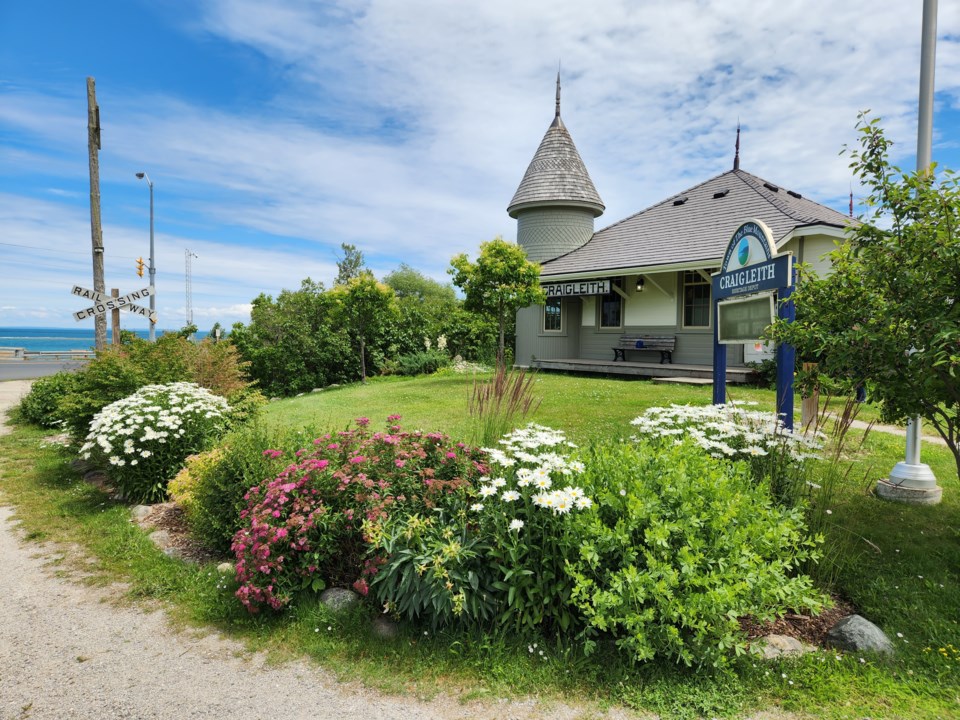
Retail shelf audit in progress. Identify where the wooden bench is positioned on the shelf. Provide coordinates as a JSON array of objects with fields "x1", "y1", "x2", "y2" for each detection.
[{"x1": 612, "y1": 335, "x2": 676, "y2": 364}]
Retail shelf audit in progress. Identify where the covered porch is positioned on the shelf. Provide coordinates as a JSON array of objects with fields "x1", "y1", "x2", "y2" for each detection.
[{"x1": 521, "y1": 357, "x2": 757, "y2": 384}]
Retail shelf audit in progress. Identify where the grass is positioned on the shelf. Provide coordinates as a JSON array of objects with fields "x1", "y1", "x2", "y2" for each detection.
[{"x1": 1, "y1": 372, "x2": 959, "y2": 719}]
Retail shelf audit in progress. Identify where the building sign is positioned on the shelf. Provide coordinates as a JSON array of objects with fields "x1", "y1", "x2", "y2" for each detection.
[
  {"x1": 543, "y1": 279, "x2": 611, "y2": 297},
  {"x1": 717, "y1": 292, "x2": 775, "y2": 344},
  {"x1": 714, "y1": 254, "x2": 792, "y2": 299},
  {"x1": 713, "y1": 219, "x2": 791, "y2": 299},
  {"x1": 712, "y1": 219, "x2": 796, "y2": 429}
]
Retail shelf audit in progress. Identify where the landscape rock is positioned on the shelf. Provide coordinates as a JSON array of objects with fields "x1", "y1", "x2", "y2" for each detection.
[
  {"x1": 319, "y1": 587, "x2": 360, "y2": 612},
  {"x1": 70, "y1": 458, "x2": 94, "y2": 473},
  {"x1": 147, "y1": 530, "x2": 183, "y2": 559},
  {"x1": 371, "y1": 616, "x2": 399, "y2": 640},
  {"x1": 311, "y1": 388, "x2": 323, "y2": 393},
  {"x1": 753, "y1": 634, "x2": 814, "y2": 660},
  {"x1": 131, "y1": 505, "x2": 153, "y2": 522},
  {"x1": 216, "y1": 562, "x2": 235, "y2": 576},
  {"x1": 826, "y1": 614, "x2": 895, "y2": 654}
]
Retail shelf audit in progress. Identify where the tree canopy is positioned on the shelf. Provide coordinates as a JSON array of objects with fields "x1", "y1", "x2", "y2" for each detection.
[
  {"x1": 768, "y1": 114, "x2": 960, "y2": 480},
  {"x1": 449, "y1": 237, "x2": 545, "y2": 367}
]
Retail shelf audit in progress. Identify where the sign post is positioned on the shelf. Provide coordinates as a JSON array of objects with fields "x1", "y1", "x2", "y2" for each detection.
[{"x1": 711, "y1": 220, "x2": 796, "y2": 428}]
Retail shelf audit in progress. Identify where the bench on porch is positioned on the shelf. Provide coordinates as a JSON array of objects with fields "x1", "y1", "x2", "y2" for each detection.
[{"x1": 612, "y1": 335, "x2": 676, "y2": 364}]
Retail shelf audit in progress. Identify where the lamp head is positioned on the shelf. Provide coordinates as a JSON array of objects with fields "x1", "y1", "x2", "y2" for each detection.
[{"x1": 135, "y1": 172, "x2": 145, "y2": 179}]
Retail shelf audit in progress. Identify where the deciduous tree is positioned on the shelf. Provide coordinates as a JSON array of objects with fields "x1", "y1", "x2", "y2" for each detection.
[
  {"x1": 449, "y1": 237, "x2": 545, "y2": 367},
  {"x1": 769, "y1": 114, "x2": 960, "y2": 480}
]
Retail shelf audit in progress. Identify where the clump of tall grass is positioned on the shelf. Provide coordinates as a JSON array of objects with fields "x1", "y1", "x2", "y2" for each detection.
[
  {"x1": 468, "y1": 365, "x2": 541, "y2": 446},
  {"x1": 800, "y1": 394, "x2": 878, "y2": 587}
]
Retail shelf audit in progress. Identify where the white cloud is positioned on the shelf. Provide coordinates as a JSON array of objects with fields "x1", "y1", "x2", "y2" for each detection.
[{"x1": 2, "y1": 1, "x2": 959, "y2": 328}]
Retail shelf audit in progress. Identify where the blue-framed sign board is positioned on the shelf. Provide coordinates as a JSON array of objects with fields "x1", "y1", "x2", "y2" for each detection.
[{"x1": 711, "y1": 220, "x2": 796, "y2": 428}]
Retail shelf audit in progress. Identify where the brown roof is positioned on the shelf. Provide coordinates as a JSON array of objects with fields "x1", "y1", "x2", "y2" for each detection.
[
  {"x1": 540, "y1": 168, "x2": 853, "y2": 277},
  {"x1": 507, "y1": 115, "x2": 605, "y2": 218}
]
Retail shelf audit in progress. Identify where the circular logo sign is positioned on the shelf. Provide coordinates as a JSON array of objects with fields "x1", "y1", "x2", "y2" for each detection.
[{"x1": 737, "y1": 236, "x2": 751, "y2": 266}]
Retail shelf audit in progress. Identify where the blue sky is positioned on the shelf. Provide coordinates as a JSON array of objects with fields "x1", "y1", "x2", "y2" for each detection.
[{"x1": 2, "y1": 0, "x2": 959, "y2": 330}]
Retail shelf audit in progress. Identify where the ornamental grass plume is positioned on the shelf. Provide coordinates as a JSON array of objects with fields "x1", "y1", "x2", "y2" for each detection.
[{"x1": 468, "y1": 365, "x2": 542, "y2": 446}]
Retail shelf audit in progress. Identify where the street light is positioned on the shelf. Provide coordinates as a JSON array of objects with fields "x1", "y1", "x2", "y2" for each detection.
[{"x1": 135, "y1": 172, "x2": 157, "y2": 342}]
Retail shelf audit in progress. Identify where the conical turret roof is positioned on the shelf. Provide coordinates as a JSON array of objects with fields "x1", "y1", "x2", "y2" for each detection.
[{"x1": 507, "y1": 79, "x2": 604, "y2": 219}]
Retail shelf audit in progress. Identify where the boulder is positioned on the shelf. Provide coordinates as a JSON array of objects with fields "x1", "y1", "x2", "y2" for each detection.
[
  {"x1": 319, "y1": 587, "x2": 360, "y2": 612},
  {"x1": 826, "y1": 615, "x2": 894, "y2": 654},
  {"x1": 148, "y1": 530, "x2": 183, "y2": 559},
  {"x1": 131, "y1": 505, "x2": 153, "y2": 522},
  {"x1": 753, "y1": 634, "x2": 814, "y2": 660},
  {"x1": 216, "y1": 562, "x2": 236, "y2": 576},
  {"x1": 371, "y1": 616, "x2": 399, "y2": 640}
]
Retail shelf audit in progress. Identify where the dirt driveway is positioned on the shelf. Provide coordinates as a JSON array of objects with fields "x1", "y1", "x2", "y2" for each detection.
[{"x1": 0, "y1": 381, "x2": 636, "y2": 720}]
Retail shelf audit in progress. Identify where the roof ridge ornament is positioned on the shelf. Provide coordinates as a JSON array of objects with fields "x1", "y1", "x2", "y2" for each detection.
[{"x1": 734, "y1": 121, "x2": 741, "y2": 171}]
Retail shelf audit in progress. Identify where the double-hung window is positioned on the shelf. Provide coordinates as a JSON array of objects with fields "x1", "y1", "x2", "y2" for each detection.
[{"x1": 682, "y1": 270, "x2": 712, "y2": 327}]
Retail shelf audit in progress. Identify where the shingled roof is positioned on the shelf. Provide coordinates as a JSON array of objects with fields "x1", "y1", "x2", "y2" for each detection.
[
  {"x1": 507, "y1": 113, "x2": 605, "y2": 219},
  {"x1": 539, "y1": 168, "x2": 853, "y2": 277}
]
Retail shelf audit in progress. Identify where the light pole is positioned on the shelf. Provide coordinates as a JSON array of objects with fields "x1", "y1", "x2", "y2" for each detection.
[
  {"x1": 878, "y1": 0, "x2": 942, "y2": 505},
  {"x1": 135, "y1": 172, "x2": 157, "y2": 342}
]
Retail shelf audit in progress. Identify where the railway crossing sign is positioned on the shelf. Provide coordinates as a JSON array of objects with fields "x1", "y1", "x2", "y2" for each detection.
[{"x1": 71, "y1": 285, "x2": 157, "y2": 323}]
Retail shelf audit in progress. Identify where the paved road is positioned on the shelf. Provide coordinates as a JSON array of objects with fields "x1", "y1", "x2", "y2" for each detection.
[{"x1": 0, "y1": 360, "x2": 86, "y2": 381}]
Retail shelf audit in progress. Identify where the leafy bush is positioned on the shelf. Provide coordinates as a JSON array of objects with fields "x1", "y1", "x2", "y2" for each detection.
[
  {"x1": 17, "y1": 371, "x2": 81, "y2": 428},
  {"x1": 80, "y1": 382, "x2": 231, "y2": 502},
  {"x1": 229, "y1": 279, "x2": 363, "y2": 396},
  {"x1": 565, "y1": 439, "x2": 824, "y2": 668},
  {"x1": 370, "y1": 424, "x2": 590, "y2": 633},
  {"x1": 169, "y1": 423, "x2": 314, "y2": 553},
  {"x1": 395, "y1": 349, "x2": 450, "y2": 376},
  {"x1": 59, "y1": 350, "x2": 147, "y2": 438},
  {"x1": 56, "y1": 336, "x2": 258, "y2": 440},
  {"x1": 629, "y1": 402, "x2": 823, "y2": 506},
  {"x1": 232, "y1": 417, "x2": 485, "y2": 612}
]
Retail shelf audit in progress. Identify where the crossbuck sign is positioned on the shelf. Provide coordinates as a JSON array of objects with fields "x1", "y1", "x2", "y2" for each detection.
[{"x1": 71, "y1": 285, "x2": 156, "y2": 323}]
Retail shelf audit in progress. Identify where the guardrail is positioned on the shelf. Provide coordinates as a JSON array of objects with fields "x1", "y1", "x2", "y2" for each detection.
[{"x1": 24, "y1": 350, "x2": 96, "y2": 361}]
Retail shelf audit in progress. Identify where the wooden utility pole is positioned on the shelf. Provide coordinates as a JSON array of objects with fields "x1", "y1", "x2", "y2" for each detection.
[
  {"x1": 87, "y1": 77, "x2": 107, "y2": 352},
  {"x1": 111, "y1": 288, "x2": 121, "y2": 346}
]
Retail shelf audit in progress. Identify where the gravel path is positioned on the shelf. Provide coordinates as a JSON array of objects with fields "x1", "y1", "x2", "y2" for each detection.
[{"x1": 0, "y1": 381, "x2": 629, "y2": 720}]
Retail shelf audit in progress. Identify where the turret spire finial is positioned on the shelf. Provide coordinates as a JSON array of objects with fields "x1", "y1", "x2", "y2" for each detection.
[
  {"x1": 733, "y1": 121, "x2": 741, "y2": 170},
  {"x1": 555, "y1": 68, "x2": 561, "y2": 119}
]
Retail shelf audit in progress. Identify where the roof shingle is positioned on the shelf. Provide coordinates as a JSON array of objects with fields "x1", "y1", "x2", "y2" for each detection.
[
  {"x1": 507, "y1": 116, "x2": 605, "y2": 219},
  {"x1": 540, "y1": 168, "x2": 852, "y2": 277}
]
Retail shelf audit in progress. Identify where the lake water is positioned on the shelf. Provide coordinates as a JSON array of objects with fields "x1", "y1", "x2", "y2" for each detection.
[{"x1": 0, "y1": 327, "x2": 209, "y2": 353}]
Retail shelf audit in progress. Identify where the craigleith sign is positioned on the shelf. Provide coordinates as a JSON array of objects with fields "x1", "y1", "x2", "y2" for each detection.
[
  {"x1": 713, "y1": 220, "x2": 792, "y2": 300},
  {"x1": 711, "y1": 220, "x2": 796, "y2": 429},
  {"x1": 543, "y1": 279, "x2": 611, "y2": 297}
]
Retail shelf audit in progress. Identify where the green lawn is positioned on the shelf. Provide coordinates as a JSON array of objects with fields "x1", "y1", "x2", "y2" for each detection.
[{"x1": 2, "y1": 370, "x2": 958, "y2": 719}]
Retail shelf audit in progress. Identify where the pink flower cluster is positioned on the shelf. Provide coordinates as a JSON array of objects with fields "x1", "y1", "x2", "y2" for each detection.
[{"x1": 232, "y1": 416, "x2": 488, "y2": 613}]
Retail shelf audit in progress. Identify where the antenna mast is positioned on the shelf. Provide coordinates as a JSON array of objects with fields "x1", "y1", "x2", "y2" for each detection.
[{"x1": 185, "y1": 248, "x2": 198, "y2": 327}]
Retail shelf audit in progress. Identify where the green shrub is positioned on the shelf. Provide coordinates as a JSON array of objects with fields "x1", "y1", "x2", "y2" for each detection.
[
  {"x1": 58, "y1": 351, "x2": 147, "y2": 438},
  {"x1": 56, "y1": 336, "x2": 258, "y2": 440},
  {"x1": 232, "y1": 417, "x2": 485, "y2": 612},
  {"x1": 566, "y1": 439, "x2": 824, "y2": 668},
  {"x1": 371, "y1": 424, "x2": 589, "y2": 634},
  {"x1": 630, "y1": 402, "x2": 823, "y2": 507},
  {"x1": 371, "y1": 510, "x2": 499, "y2": 630},
  {"x1": 80, "y1": 382, "x2": 231, "y2": 503},
  {"x1": 395, "y1": 349, "x2": 450, "y2": 376},
  {"x1": 17, "y1": 371, "x2": 81, "y2": 428},
  {"x1": 169, "y1": 423, "x2": 312, "y2": 553}
]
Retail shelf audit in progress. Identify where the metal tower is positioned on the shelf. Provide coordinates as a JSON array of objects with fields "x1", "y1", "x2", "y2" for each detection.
[{"x1": 185, "y1": 248, "x2": 198, "y2": 327}]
